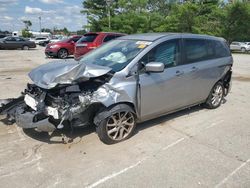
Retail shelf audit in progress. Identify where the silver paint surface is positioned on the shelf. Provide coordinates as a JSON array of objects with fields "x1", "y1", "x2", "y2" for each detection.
[{"x1": 29, "y1": 60, "x2": 112, "y2": 89}]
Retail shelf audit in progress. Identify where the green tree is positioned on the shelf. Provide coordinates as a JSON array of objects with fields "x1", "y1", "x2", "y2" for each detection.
[
  {"x1": 22, "y1": 20, "x2": 32, "y2": 30},
  {"x1": 21, "y1": 29, "x2": 32, "y2": 38},
  {"x1": 221, "y1": 2, "x2": 250, "y2": 42},
  {"x1": 41, "y1": 28, "x2": 52, "y2": 33}
]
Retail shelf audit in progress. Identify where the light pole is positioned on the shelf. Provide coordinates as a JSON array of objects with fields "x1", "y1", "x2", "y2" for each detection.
[
  {"x1": 106, "y1": 0, "x2": 111, "y2": 30},
  {"x1": 38, "y1": 16, "x2": 41, "y2": 35}
]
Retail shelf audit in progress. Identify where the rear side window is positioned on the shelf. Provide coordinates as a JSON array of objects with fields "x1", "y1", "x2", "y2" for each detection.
[
  {"x1": 184, "y1": 39, "x2": 208, "y2": 63},
  {"x1": 77, "y1": 34, "x2": 98, "y2": 43},
  {"x1": 36, "y1": 38, "x2": 46, "y2": 40},
  {"x1": 184, "y1": 39, "x2": 230, "y2": 64},
  {"x1": 103, "y1": 35, "x2": 117, "y2": 42},
  {"x1": 5, "y1": 37, "x2": 16, "y2": 41}
]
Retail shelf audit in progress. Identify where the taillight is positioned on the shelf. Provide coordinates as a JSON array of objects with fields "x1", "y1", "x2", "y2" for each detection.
[{"x1": 87, "y1": 43, "x2": 98, "y2": 49}]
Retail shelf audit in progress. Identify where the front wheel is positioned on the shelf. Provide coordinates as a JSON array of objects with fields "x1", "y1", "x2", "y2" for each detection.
[
  {"x1": 205, "y1": 82, "x2": 224, "y2": 109},
  {"x1": 57, "y1": 49, "x2": 68, "y2": 59},
  {"x1": 241, "y1": 47, "x2": 246, "y2": 53},
  {"x1": 95, "y1": 104, "x2": 136, "y2": 144}
]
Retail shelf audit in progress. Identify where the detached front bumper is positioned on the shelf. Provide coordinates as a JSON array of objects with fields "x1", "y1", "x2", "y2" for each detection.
[{"x1": 15, "y1": 109, "x2": 55, "y2": 132}]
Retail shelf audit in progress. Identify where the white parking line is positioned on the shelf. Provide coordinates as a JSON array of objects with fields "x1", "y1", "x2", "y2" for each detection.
[
  {"x1": 162, "y1": 137, "x2": 186, "y2": 150},
  {"x1": 86, "y1": 160, "x2": 144, "y2": 188},
  {"x1": 215, "y1": 158, "x2": 250, "y2": 188},
  {"x1": 86, "y1": 137, "x2": 186, "y2": 188}
]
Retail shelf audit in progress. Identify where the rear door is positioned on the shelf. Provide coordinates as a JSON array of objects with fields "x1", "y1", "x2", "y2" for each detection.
[
  {"x1": 182, "y1": 38, "x2": 232, "y2": 104},
  {"x1": 15, "y1": 37, "x2": 26, "y2": 48}
]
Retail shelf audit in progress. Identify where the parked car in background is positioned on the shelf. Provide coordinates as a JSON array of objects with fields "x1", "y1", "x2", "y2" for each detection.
[
  {"x1": 49, "y1": 36, "x2": 68, "y2": 43},
  {"x1": 0, "y1": 37, "x2": 36, "y2": 50},
  {"x1": 0, "y1": 33, "x2": 233, "y2": 144},
  {"x1": 245, "y1": 42, "x2": 250, "y2": 48},
  {"x1": 74, "y1": 32, "x2": 126, "y2": 60},
  {"x1": 45, "y1": 35, "x2": 82, "y2": 59},
  {"x1": 230, "y1": 41, "x2": 250, "y2": 53},
  {"x1": 31, "y1": 37, "x2": 50, "y2": 45},
  {"x1": 0, "y1": 34, "x2": 6, "y2": 39}
]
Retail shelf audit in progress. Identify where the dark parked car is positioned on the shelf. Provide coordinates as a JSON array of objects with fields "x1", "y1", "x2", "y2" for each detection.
[
  {"x1": 74, "y1": 32, "x2": 126, "y2": 60},
  {"x1": 45, "y1": 35, "x2": 82, "y2": 59},
  {"x1": 0, "y1": 37, "x2": 36, "y2": 50},
  {"x1": 0, "y1": 33, "x2": 232, "y2": 145}
]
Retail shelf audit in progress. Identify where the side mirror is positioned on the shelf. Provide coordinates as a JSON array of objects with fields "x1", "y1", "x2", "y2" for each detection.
[{"x1": 145, "y1": 62, "x2": 164, "y2": 73}]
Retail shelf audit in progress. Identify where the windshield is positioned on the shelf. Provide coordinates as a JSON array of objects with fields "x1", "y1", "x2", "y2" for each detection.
[{"x1": 80, "y1": 39, "x2": 150, "y2": 72}]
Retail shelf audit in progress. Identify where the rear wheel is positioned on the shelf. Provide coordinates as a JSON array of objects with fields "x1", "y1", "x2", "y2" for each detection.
[
  {"x1": 205, "y1": 82, "x2": 224, "y2": 109},
  {"x1": 57, "y1": 49, "x2": 68, "y2": 59},
  {"x1": 95, "y1": 104, "x2": 136, "y2": 144},
  {"x1": 22, "y1": 45, "x2": 29, "y2": 50}
]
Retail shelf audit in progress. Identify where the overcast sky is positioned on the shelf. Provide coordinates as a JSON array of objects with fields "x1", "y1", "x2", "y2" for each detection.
[{"x1": 0, "y1": 0, "x2": 87, "y2": 32}]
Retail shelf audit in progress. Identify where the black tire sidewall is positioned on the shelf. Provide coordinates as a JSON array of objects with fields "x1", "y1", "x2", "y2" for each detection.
[
  {"x1": 23, "y1": 45, "x2": 29, "y2": 50},
  {"x1": 96, "y1": 105, "x2": 136, "y2": 145},
  {"x1": 205, "y1": 82, "x2": 224, "y2": 109}
]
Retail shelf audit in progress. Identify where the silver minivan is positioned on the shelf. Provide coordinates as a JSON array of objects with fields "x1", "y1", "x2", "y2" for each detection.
[{"x1": 0, "y1": 33, "x2": 233, "y2": 144}]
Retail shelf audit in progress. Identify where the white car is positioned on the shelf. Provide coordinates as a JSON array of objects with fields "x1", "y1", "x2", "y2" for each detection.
[
  {"x1": 230, "y1": 41, "x2": 250, "y2": 53},
  {"x1": 31, "y1": 37, "x2": 50, "y2": 45},
  {"x1": 50, "y1": 36, "x2": 68, "y2": 43}
]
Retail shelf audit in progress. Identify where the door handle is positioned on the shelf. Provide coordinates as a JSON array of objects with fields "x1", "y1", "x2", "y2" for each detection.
[
  {"x1": 191, "y1": 66, "x2": 199, "y2": 72},
  {"x1": 175, "y1": 70, "x2": 184, "y2": 76}
]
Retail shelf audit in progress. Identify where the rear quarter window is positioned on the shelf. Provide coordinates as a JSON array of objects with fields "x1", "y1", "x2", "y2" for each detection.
[{"x1": 213, "y1": 40, "x2": 231, "y2": 58}]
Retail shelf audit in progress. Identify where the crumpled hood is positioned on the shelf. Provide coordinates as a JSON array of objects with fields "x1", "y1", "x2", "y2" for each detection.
[{"x1": 29, "y1": 60, "x2": 112, "y2": 89}]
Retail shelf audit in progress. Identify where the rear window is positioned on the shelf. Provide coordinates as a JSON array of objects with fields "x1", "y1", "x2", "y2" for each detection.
[{"x1": 77, "y1": 34, "x2": 98, "y2": 43}]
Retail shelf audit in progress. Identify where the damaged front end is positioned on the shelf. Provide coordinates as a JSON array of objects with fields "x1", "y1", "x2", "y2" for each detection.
[{"x1": 0, "y1": 61, "x2": 115, "y2": 132}]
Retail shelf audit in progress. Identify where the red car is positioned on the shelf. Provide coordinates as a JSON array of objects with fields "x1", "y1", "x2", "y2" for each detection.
[
  {"x1": 45, "y1": 35, "x2": 82, "y2": 59},
  {"x1": 74, "y1": 32, "x2": 126, "y2": 60}
]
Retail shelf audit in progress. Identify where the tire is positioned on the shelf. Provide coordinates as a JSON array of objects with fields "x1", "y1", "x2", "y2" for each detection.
[
  {"x1": 241, "y1": 47, "x2": 246, "y2": 53},
  {"x1": 57, "y1": 49, "x2": 68, "y2": 59},
  {"x1": 205, "y1": 82, "x2": 224, "y2": 109},
  {"x1": 95, "y1": 104, "x2": 136, "y2": 145},
  {"x1": 22, "y1": 45, "x2": 29, "y2": 50}
]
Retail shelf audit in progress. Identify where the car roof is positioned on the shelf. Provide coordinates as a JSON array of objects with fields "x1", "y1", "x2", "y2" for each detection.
[
  {"x1": 85, "y1": 32, "x2": 126, "y2": 36},
  {"x1": 119, "y1": 33, "x2": 223, "y2": 42}
]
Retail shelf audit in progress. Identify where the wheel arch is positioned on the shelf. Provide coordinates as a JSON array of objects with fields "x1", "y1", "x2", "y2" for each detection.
[{"x1": 93, "y1": 102, "x2": 137, "y2": 126}]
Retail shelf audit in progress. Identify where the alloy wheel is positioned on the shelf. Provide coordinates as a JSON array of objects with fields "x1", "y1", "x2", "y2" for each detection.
[
  {"x1": 211, "y1": 84, "x2": 223, "y2": 106},
  {"x1": 58, "y1": 49, "x2": 68, "y2": 59},
  {"x1": 106, "y1": 111, "x2": 135, "y2": 141}
]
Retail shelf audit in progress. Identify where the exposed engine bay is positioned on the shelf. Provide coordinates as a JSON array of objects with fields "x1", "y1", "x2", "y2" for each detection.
[{"x1": 0, "y1": 73, "x2": 113, "y2": 132}]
